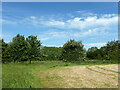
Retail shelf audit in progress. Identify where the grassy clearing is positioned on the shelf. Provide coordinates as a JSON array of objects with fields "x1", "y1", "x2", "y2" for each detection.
[
  {"x1": 2, "y1": 61, "x2": 74, "y2": 88},
  {"x1": 2, "y1": 60, "x2": 119, "y2": 88}
]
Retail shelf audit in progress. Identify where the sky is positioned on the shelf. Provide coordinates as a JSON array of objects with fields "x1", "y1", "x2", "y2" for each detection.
[{"x1": 1, "y1": 2, "x2": 118, "y2": 49}]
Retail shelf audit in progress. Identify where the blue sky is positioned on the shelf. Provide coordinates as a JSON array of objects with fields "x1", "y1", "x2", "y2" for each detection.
[{"x1": 1, "y1": 2, "x2": 118, "y2": 49}]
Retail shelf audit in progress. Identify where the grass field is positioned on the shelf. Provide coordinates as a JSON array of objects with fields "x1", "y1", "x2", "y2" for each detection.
[{"x1": 2, "y1": 60, "x2": 119, "y2": 88}]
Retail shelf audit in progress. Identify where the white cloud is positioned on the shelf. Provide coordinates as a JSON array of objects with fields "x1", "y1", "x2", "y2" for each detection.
[
  {"x1": 48, "y1": 31, "x2": 68, "y2": 38},
  {"x1": 3, "y1": 14, "x2": 117, "y2": 31},
  {"x1": 41, "y1": 20, "x2": 65, "y2": 27},
  {"x1": 37, "y1": 28, "x2": 102, "y2": 42},
  {"x1": 30, "y1": 16, "x2": 36, "y2": 19},
  {"x1": 65, "y1": 15, "x2": 117, "y2": 30},
  {"x1": 75, "y1": 10, "x2": 97, "y2": 16},
  {"x1": 72, "y1": 28, "x2": 99, "y2": 37},
  {"x1": 41, "y1": 37, "x2": 49, "y2": 41},
  {"x1": 33, "y1": 14, "x2": 117, "y2": 36},
  {"x1": 102, "y1": 14, "x2": 117, "y2": 18},
  {"x1": 38, "y1": 31, "x2": 68, "y2": 41},
  {"x1": 2, "y1": 14, "x2": 118, "y2": 42},
  {"x1": 84, "y1": 42, "x2": 107, "y2": 47},
  {"x1": 2, "y1": 19, "x2": 17, "y2": 25}
]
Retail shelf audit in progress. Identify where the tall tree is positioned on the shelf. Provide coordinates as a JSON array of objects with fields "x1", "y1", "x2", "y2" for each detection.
[
  {"x1": 26, "y1": 35, "x2": 42, "y2": 63},
  {"x1": 8, "y1": 34, "x2": 30, "y2": 62}
]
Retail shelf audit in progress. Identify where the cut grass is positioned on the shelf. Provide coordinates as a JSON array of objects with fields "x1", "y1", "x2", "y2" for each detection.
[
  {"x1": 2, "y1": 60, "x2": 119, "y2": 88},
  {"x1": 86, "y1": 66, "x2": 118, "y2": 80},
  {"x1": 35, "y1": 64, "x2": 118, "y2": 88},
  {"x1": 86, "y1": 66, "x2": 117, "y2": 77},
  {"x1": 96, "y1": 66, "x2": 120, "y2": 74}
]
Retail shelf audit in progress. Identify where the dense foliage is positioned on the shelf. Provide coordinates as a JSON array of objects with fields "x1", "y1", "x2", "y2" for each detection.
[
  {"x1": 87, "y1": 40, "x2": 119, "y2": 62},
  {"x1": 40, "y1": 46, "x2": 62, "y2": 61},
  {"x1": 26, "y1": 35, "x2": 42, "y2": 63},
  {"x1": 2, "y1": 34, "x2": 42, "y2": 63},
  {"x1": 1, "y1": 34, "x2": 119, "y2": 63},
  {"x1": 61, "y1": 39, "x2": 86, "y2": 62}
]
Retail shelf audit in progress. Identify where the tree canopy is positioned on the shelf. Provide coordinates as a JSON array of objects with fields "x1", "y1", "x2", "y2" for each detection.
[
  {"x1": 1, "y1": 34, "x2": 42, "y2": 63},
  {"x1": 61, "y1": 39, "x2": 86, "y2": 62}
]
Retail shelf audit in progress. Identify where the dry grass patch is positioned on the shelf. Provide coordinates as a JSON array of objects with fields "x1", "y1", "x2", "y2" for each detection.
[
  {"x1": 35, "y1": 64, "x2": 118, "y2": 88},
  {"x1": 97, "y1": 64, "x2": 118, "y2": 72},
  {"x1": 88, "y1": 65, "x2": 118, "y2": 77}
]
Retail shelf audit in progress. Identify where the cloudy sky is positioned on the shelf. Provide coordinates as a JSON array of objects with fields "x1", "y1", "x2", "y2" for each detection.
[{"x1": 1, "y1": 2, "x2": 118, "y2": 49}]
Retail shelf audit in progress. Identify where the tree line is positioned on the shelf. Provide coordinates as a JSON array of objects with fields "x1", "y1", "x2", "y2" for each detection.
[
  {"x1": 1, "y1": 34, "x2": 119, "y2": 63},
  {"x1": 87, "y1": 40, "x2": 120, "y2": 61}
]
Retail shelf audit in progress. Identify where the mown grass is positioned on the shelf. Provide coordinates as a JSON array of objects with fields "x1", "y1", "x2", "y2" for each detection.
[
  {"x1": 86, "y1": 66, "x2": 117, "y2": 78},
  {"x1": 2, "y1": 60, "x2": 119, "y2": 88},
  {"x1": 96, "y1": 66, "x2": 120, "y2": 74}
]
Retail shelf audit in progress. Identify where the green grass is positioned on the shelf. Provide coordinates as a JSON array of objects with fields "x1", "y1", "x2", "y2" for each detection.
[
  {"x1": 2, "y1": 60, "x2": 119, "y2": 88},
  {"x1": 2, "y1": 61, "x2": 74, "y2": 88}
]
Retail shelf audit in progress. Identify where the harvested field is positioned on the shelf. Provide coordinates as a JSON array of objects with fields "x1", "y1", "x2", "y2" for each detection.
[{"x1": 36, "y1": 64, "x2": 119, "y2": 88}]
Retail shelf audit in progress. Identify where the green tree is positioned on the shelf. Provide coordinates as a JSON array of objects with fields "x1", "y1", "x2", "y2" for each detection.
[
  {"x1": 40, "y1": 46, "x2": 62, "y2": 60},
  {"x1": 61, "y1": 39, "x2": 86, "y2": 62},
  {"x1": 1, "y1": 39, "x2": 8, "y2": 63},
  {"x1": 87, "y1": 40, "x2": 119, "y2": 61},
  {"x1": 26, "y1": 35, "x2": 42, "y2": 63},
  {"x1": 99, "y1": 46, "x2": 107, "y2": 60},
  {"x1": 87, "y1": 47, "x2": 98, "y2": 59},
  {"x1": 8, "y1": 34, "x2": 30, "y2": 62},
  {"x1": 106, "y1": 40, "x2": 119, "y2": 60}
]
